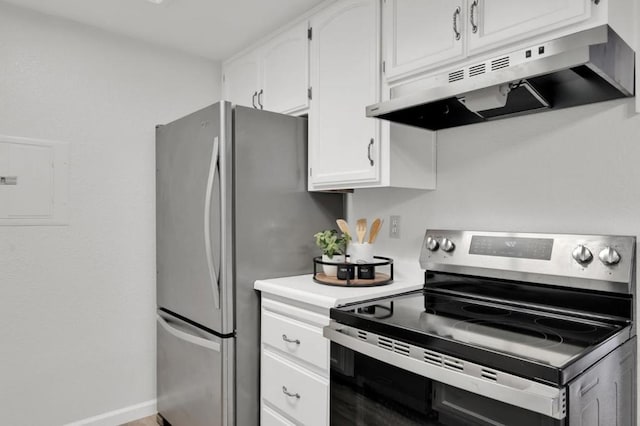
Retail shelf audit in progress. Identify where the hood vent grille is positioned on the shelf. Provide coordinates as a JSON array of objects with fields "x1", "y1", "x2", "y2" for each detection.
[
  {"x1": 469, "y1": 63, "x2": 486, "y2": 77},
  {"x1": 491, "y1": 56, "x2": 510, "y2": 71},
  {"x1": 448, "y1": 70, "x2": 464, "y2": 83}
]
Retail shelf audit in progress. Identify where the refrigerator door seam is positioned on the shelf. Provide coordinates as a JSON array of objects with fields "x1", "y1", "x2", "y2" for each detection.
[
  {"x1": 157, "y1": 313, "x2": 221, "y2": 352},
  {"x1": 204, "y1": 136, "x2": 221, "y2": 309}
]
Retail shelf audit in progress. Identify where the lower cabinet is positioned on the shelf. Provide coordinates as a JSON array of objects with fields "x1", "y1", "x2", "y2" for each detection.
[{"x1": 260, "y1": 296, "x2": 331, "y2": 426}]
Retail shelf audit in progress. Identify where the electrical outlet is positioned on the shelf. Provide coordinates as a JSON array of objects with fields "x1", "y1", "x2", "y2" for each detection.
[{"x1": 390, "y1": 215, "x2": 400, "y2": 239}]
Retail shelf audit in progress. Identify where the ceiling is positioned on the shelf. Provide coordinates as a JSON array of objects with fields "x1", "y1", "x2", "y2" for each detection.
[{"x1": 2, "y1": 0, "x2": 325, "y2": 61}]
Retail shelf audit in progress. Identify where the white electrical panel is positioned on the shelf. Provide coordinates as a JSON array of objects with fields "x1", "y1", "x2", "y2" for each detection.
[{"x1": 0, "y1": 136, "x2": 69, "y2": 225}]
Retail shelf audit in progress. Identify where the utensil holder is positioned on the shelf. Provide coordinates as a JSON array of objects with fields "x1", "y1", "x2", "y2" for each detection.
[{"x1": 348, "y1": 242, "x2": 375, "y2": 263}]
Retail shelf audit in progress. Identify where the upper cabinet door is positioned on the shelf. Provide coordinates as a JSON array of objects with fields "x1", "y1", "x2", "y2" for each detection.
[
  {"x1": 222, "y1": 52, "x2": 260, "y2": 109},
  {"x1": 467, "y1": 0, "x2": 591, "y2": 55},
  {"x1": 383, "y1": 0, "x2": 465, "y2": 82},
  {"x1": 261, "y1": 22, "x2": 310, "y2": 115},
  {"x1": 308, "y1": 0, "x2": 380, "y2": 190}
]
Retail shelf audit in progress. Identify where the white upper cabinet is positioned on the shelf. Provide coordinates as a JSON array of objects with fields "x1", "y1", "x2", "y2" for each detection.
[
  {"x1": 261, "y1": 22, "x2": 310, "y2": 114},
  {"x1": 381, "y1": 0, "x2": 597, "y2": 82},
  {"x1": 223, "y1": 52, "x2": 261, "y2": 109},
  {"x1": 467, "y1": 0, "x2": 591, "y2": 55},
  {"x1": 308, "y1": 0, "x2": 381, "y2": 190},
  {"x1": 383, "y1": 0, "x2": 465, "y2": 82},
  {"x1": 222, "y1": 22, "x2": 309, "y2": 115}
]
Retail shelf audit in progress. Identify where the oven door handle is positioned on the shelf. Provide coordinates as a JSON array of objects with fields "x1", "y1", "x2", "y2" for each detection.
[{"x1": 324, "y1": 322, "x2": 566, "y2": 420}]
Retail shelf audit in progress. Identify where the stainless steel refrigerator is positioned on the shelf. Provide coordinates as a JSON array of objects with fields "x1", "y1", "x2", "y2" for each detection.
[{"x1": 155, "y1": 102, "x2": 343, "y2": 426}]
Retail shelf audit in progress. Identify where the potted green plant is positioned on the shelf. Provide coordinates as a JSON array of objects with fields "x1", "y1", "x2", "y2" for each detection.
[{"x1": 314, "y1": 229, "x2": 349, "y2": 277}]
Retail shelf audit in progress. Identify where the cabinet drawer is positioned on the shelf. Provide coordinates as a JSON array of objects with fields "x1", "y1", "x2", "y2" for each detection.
[
  {"x1": 262, "y1": 310, "x2": 329, "y2": 372},
  {"x1": 262, "y1": 351, "x2": 328, "y2": 426},
  {"x1": 262, "y1": 406, "x2": 295, "y2": 426}
]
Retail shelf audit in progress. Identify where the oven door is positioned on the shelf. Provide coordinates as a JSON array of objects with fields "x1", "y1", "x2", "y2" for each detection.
[{"x1": 326, "y1": 325, "x2": 565, "y2": 426}]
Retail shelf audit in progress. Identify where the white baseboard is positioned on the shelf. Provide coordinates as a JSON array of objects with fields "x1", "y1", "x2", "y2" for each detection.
[{"x1": 64, "y1": 399, "x2": 157, "y2": 426}]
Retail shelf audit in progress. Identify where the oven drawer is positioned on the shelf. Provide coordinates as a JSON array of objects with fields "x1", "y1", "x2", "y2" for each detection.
[{"x1": 262, "y1": 350, "x2": 329, "y2": 426}]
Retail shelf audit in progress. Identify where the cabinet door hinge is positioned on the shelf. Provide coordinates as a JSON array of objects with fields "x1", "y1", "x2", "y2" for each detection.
[
  {"x1": 222, "y1": 74, "x2": 225, "y2": 83},
  {"x1": 309, "y1": 168, "x2": 313, "y2": 177},
  {"x1": 382, "y1": 61, "x2": 386, "y2": 73},
  {"x1": 308, "y1": 27, "x2": 313, "y2": 40},
  {"x1": 308, "y1": 87, "x2": 313, "y2": 100}
]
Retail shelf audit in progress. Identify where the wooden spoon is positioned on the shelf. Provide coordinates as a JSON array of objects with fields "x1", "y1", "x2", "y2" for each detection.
[
  {"x1": 356, "y1": 218, "x2": 367, "y2": 244},
  {"x1": 336, "y1": 219, "x2": 351, "y2": 239},
  {"x1": 368, "y1": 218, "x2": 382, "y2": 244}
]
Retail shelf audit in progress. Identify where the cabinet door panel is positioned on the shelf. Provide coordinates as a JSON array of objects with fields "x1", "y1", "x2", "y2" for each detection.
[
  {"x1": 262, "y1": 22, "x2": 309, "y2": 114},
  {"x1": 384, "y1": 0, "x2": 464, "y2": 81},
  {"x1": 222, "y1": 53, "x2": 260, "y2": 109},
  {"x1": 309, "y1": 0, "x2": 380, "y2": 190},
  {"x1": 469, "y1": 0, "x2": 591, "y2": 54},
  {"x1": 262, "y1": 350, "x2": 328, "y2": 426}
]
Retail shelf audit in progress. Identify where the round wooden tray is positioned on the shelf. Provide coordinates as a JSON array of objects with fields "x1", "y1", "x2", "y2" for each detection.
[
  {"x1": 313, "y1": 272, "x2": 392, "y2": 287},
  {"x1": 312, "y1": 256, "x2": 393, "y2": 287}
]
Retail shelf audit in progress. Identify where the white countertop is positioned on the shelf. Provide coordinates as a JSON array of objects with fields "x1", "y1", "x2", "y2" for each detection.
[{"x1": 254, "y1": 274, "x2": 422, "y2": 309}]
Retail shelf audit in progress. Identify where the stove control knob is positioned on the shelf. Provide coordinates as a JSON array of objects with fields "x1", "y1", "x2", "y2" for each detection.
[
  {"x1": 440, "y1": 238, "x2": 455, "y2": 252},
  {"x1": 572, "y1": 245, "x2": 593, "y2": 264},
  {"x1": 599, "y1": 247, "x2": 621, "y2": 265},
  {"x1": 426, "y1": 236, "x2": 439, "y2": 251}
]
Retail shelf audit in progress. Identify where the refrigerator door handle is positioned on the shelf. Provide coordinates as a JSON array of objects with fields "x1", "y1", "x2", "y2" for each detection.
[
  {"x1": 204, "y1": 136, "x2": 221, "y2": 309},
  {"x1": 157, "y1": 313, "x2": 221, "y2": 352}
]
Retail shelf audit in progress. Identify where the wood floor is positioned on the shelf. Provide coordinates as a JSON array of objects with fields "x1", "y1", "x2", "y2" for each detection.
[{"x1": 120, "y1": 414, "x2": 159, "y2": 426}]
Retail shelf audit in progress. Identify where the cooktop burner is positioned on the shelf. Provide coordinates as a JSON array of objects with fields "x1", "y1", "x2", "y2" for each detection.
[{"x1": 331, "y1": 288, "x2": 630, "y2": 385}]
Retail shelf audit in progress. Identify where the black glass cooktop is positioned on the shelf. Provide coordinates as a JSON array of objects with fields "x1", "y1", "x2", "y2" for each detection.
[{"x1": 331, "y1": 289, "x2": 630, "y2": 385}]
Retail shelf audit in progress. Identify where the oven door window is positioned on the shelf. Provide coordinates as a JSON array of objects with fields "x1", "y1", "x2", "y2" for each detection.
[{"x1": 330, "y1": 343, "x2": 563, "y2": 426}]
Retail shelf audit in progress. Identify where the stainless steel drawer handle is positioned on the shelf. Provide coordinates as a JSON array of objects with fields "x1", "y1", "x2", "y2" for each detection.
[
  {"x1": 470, "y1": 0, "x2": 479, "y2": 34},
  {"x1": 282, "y1": 386, "x2": 300, "y2": 399},
  {"x1": 257, "y1": 89, "x2": 264, "y2": 109},
  {"x1": 367, "y1": 138, "x2": 374, "y2": 166},
  {"x1": 282, "y1": 334, "x2": 300, "y2": 345},
  {"x1": 452, "y1": 7, "x2": 461, "y2": 40}
]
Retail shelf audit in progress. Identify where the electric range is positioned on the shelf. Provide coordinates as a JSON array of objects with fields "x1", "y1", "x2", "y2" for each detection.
[{"x1": 324, "y1": 230, "x2": 636, "y2": 425}]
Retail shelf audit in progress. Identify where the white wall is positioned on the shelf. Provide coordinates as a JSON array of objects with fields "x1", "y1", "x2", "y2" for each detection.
[{"x1": 0, "y1": 3, "x2": 220, "y2": 425}]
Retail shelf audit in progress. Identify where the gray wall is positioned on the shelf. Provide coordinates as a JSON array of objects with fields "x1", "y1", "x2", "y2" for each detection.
[
  {"x1": 351, "y1": 98, "x2": 640, "y2": 283},
  {"x1": 0, "y1": 2, "x2": 220, "y2": 425}
]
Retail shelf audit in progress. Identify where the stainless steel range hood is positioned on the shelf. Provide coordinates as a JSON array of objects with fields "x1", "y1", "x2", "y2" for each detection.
[{"x1": 367, "y1": 26, "x2": 634, "y2": 130}]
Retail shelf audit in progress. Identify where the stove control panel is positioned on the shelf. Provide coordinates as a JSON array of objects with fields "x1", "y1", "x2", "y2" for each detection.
[{"x1": 420, "y1": 230, "x2": 636, "y2": 295}]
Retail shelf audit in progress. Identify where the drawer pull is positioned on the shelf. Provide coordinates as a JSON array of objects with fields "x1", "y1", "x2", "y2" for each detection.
[
  {"x1": 282, "y1": 334, "x2": 300, "y2": 345},
  {"x1": 452, "y1": 7, "x2": 461, "y2": 40},
  {"x1": 282, "y1": 386, "x2": 300, "y2": 399},
  {"x1": 470, "y1": 0, "x2": 479, "y2": 34}
]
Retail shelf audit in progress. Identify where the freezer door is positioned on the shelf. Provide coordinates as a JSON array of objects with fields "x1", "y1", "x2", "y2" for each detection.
[
  {"x1": 157, "y1": 310, "x2": 234, "y2": 426},
  {"x1": 156, "y1": 103, "x2": 228, "y2": 332}
]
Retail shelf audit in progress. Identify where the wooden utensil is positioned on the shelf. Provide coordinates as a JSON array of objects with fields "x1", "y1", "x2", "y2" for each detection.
[
  {"x1": 336, "y1": 219, "x2": 351, "y2": 239},
  {"x1": 368, "y1": 218, "x2": 382, "y2": 243},
  {"x1": 356, "y1": 218, "x2": 367, "y2": 244}
]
